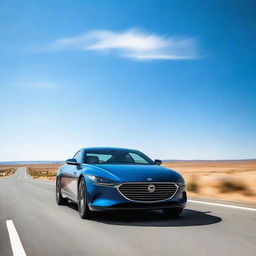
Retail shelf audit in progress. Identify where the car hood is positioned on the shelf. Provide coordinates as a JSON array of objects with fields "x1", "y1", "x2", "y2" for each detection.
[{"x1": 86, "y1": 164, "x2": 182, "y2": 183}]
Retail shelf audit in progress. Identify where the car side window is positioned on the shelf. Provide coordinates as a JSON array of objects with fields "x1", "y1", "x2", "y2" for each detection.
[
  {"x1": 73, "y1": 151, "x2": 79, "y2": 158},
  {"x1": 73, "y1": 150, "x2": 82, "y2": 164}
]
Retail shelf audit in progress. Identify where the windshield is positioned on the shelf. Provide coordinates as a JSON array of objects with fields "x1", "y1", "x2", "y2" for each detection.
[{"x1": 83, "y1": 149, "x2": 154, "y2": 165}]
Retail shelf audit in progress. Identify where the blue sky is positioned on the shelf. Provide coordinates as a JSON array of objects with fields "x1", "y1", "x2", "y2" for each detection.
[{"x1": 0, "y1": 0, "x2": 255, "y2": 161}]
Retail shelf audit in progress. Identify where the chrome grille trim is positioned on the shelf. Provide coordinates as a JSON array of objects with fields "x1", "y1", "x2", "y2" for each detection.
[{"x1": 116, "y1": 182, "x2": 179, "y2": 203}]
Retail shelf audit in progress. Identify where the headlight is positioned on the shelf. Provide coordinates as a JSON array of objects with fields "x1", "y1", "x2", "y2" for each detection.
[
  {"x1": 176, "y1": 177, "x2": 186, "y2": 187},
  {"x1": 86, "y1": 174, "x2": 117, "y2": 186}
]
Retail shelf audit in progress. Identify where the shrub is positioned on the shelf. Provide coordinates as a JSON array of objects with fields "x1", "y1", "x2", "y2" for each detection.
[
  {"x1": 0, "y1": 168, "x2": 16, "y2": 177},
  {"x1": 218, "y1": 178, "x2": 247, "y2": 193},
  {"x1": 27, "y1": 167, "x2": 57, "y2": 179},
  {"x1": 187, "y1": 180, "x2": 199, "y2": 192}
]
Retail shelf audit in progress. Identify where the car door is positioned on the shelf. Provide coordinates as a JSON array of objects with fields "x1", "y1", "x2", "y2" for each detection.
[
  {"x1": 60, "y1": 150, "x2": 80, "y2": 200},
  {"x1": 60, "y1": 162, "x2": 72, "y2": 197},
  {"x1": 67, "y1": 150, "x2": 83, "y2": 200}
]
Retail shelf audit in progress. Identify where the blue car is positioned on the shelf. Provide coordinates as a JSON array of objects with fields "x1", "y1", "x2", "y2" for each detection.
[{"x1": 56, "y1": 147, "x2": 187, "y2": 219}]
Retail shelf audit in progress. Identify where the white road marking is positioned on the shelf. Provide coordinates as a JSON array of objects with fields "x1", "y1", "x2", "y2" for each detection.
[
  {"x1": 188, "y1": 199, "x2": 256, "y2": 212},
  {"x1": 17, "y1": 170, "x2": 22, "y2": 180},
  {"x1": 6, "y1": 220, "x2": 27, "y2": 256},
  {"x1": 24, "y1": 168, "x2": 55, "y2": 186}
]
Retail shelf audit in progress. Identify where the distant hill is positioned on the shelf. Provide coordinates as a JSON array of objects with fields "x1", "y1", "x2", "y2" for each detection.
[
  {"x1": 163, "y1": 159, "x2": 256, "y2": 162},
  {"x1": 0, "y1": 161, "x2": 65, "y2": 166},
  {"x1": 1, "y1": 159, "x2": 255, "y2": 166}
]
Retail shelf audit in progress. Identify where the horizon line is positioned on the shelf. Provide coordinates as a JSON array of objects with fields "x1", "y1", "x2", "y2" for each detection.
[{"x1": 0, "y1": 158, "x2": 256, "y2": 165}]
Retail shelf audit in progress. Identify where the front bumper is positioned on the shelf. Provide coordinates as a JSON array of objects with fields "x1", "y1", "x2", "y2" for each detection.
[
  {"x1": 89, "y1": 201, "x2": 186, "y2": 211},
  {"x1": 86, "y1": 180, "x2": 187, "y2": 212}
]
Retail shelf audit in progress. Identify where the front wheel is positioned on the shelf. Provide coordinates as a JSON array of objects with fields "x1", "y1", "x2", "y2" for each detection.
[
  {"x1": 162, "y1": 208, "x2": 183, "y2": 218},
  {"x1": 56, "y1": 177, "x2": 68, "y2": 205},
  {"x1": 78, "y1": 177, "x2": 91, "y2": 219}
]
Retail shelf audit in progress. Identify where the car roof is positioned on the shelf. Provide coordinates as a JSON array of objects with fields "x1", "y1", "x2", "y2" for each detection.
[{"x1": 81, "y1": 147, "x2": 138, "y2": 152}]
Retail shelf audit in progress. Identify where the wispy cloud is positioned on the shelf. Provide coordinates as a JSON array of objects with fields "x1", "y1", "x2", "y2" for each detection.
[{"x1": 48, "y1": 28, "x2": 200, "y2": 61}]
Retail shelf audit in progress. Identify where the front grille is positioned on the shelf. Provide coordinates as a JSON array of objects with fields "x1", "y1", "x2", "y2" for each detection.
[{"x1": 117, "y1": 182, "x2": 178, "y2": 202}]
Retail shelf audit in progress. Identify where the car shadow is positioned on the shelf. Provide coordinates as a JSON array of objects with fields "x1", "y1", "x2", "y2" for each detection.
[{"x1": 66, "y1": 202, "x2": 222, "y2": 227}]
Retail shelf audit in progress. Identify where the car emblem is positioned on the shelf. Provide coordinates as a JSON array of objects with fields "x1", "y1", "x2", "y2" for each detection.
[
  {"x1": 147, "y1": 178, "x2": 152, "y2": 181},
  {"x1": 148, "y1": 184, "x2": 155, "y2": 193}
]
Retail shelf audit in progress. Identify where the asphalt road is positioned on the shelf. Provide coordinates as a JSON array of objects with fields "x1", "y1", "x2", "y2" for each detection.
[{"x1": 0, "y1": 167, "x2": 255, "y2": 256}]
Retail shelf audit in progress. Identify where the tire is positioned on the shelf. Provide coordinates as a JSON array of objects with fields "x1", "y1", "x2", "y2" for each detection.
[
  {"x1": 163, "y1": 208, "x2": 183, "y2": 218},
  {"x1": 56, "y1": 177, "x2": 68, "y2": 205},
  {"x1": 78, "y1": 177, "x2": 91, "y2": 219}
]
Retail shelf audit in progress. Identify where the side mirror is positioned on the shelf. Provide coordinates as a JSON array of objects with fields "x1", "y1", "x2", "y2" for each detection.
[
  {"x1": 154, "y1": 159, "x2": 162, "y2": 166},
  {"x1": 66, "y1": 158, "x2": 79, "y2": 166}
]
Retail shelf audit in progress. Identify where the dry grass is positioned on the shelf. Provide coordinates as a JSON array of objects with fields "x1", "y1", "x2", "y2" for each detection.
[
  {"x1": 27, "y1": 165, "x2": 61, "y2": 180},
  {"x1": 163, "y1": 160, "x2": 256, "y2": 203},
  {"x1": 0, "y1": 167, "x2": 17, "y2": 177}
]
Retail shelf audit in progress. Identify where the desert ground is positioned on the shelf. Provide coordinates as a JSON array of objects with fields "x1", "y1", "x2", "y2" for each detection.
[
  {"x1": 164, "y1": 160, "x2": 256, "y2": 203},
  {"x1": 1, "y1": 161, "x2": 255, "y2": 204}
]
